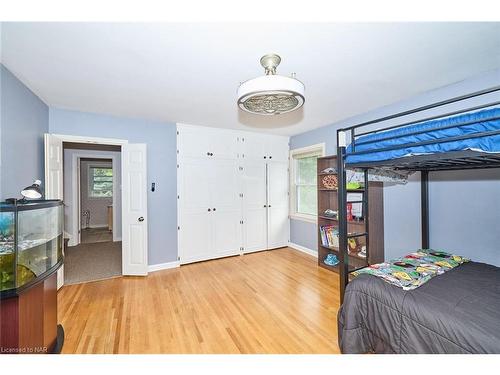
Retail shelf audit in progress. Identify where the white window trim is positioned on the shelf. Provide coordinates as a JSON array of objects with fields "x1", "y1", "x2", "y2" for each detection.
[
  {"x1": 289, "y1": 143, "x2": 325, "y2": 223},
  {"x1": 87, "y1": 162, "x2": 113, "y2": 199}
]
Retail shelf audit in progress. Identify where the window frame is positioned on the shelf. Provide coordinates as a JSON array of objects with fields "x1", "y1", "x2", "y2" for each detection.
[
  {"x1": 289, "y1": 143, "x2": 325, "y2": 223},
  {"x1": 87, "y1": 163, "x2": 114, "y2": 199}
]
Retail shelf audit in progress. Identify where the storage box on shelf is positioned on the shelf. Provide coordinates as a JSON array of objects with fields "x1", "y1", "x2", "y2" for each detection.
[{"x1": 317, "y1": 155, "x2": 384, "y2": 273}]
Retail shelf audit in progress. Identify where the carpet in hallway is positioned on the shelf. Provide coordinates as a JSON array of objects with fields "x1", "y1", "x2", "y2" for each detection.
[{"x1": 64, "y1": 241, "x2": 122, "y2": 285}]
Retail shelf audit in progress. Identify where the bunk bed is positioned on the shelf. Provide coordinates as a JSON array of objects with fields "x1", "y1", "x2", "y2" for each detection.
[{"x1": 335, "y1": 86, "x2": 500, "y2": 354}]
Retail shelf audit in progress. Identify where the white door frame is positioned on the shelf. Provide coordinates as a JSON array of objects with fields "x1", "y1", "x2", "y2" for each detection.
[
  {"x1": 69, "y1": 153, "x2": 120, "y2": 246},
  {"x1": 46, "y1": 134, "x2": 148, "y2": 279}
]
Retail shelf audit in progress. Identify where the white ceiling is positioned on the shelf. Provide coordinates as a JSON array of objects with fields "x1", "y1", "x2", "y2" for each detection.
[{"x1": 1, "y1": 22, "x2": 499, "y2": 135}]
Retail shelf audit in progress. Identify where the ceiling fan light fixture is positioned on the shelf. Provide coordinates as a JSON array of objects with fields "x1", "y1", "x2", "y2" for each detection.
[{"x1": 237, "y1": 54, "x2": 305, "y2": 116}]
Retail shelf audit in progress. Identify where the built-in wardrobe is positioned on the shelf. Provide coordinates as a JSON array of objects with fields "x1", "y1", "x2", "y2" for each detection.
[{"x1": 177, "y1": 124, "x2": 289, "y2": 264}]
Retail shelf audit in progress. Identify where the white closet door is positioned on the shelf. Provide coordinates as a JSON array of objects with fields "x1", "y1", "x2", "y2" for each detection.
[
  {"x1": 178, "y1": 158, "x2": 214, "y2": 263},
  {"x1": 210, "y1": 131, "x2": 239, "y2": 160},
  {"x1": 178, "y1": 125, "x2": 211, "y2": 159},
  {"x1": 241, "y1": 133, "x2": 267, "y2": 162},
  {"x1": 242, "y1": 161, "x2": 268, "y2": 253},
  {"x1": 211, "y1": 159, "x2": 241, "y2": 258},
  {"x1": 266, "y1": 136, "x2": 289, "y2": 163},
  {"x1": 267, "y1": 162, "x2": 289, "y2": 249}
]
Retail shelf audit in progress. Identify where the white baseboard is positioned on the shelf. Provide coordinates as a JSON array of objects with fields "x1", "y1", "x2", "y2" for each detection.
[
  {"x1": 85, "y1": 224, "x2": 109, "y2": 229},
  {"x1": 288, "y1": 242, "x2": 318, "y2": 257},
  {"x1": 148, "y1": 261, "x2": 181, "y2": 273}
]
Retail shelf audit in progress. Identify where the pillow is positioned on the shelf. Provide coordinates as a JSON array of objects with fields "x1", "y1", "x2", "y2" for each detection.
[{"x1": 352, "y1": 249, "x2": 469, "y2": 290}]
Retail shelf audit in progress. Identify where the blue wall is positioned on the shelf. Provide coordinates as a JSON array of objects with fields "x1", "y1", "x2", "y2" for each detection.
[
  {"x1": 290, "y1": 68, "x2": 500, "y2": 266},
  {"x1": 0, "y1": 64, "x2": 49, "y2": 199},
  {"x1": 49, "y1": 108, "x2": 178, "y2": 265}
]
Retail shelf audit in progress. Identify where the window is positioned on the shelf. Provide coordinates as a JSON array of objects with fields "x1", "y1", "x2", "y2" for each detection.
[
  {"x1": 290, "y1": 143, "x2": 325, "y2": 222},
  {"x1": 89, "y1": 166, "x2": 113, "y2": 198}
]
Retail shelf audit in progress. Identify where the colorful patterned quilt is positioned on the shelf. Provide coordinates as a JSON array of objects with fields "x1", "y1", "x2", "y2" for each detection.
[{"x1": 352, "y1": 249, "x2": 469, "y2": 290}]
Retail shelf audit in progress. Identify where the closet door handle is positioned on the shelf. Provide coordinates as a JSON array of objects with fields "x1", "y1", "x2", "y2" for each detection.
[
  {"x1": 207, "y1": 152, "x2": 210, "y2": 156},
  {"x1": 264, "y1": 156, "x2": 267, "y2": 159},
  {"x1": 264, "y1": 205, "x2": 267, "y2": 208},
  {"x1": 138, "y1": 217, "x2": 144, "y2": 222},
  {"x1": 269, "y1": 156, "x2": 272, "y2": 159},
  {"x1": 268, "y1": 205, "x2": 272, "y2": 208},
  {"x1": 213, "y1": 208, "x2": 216, "y2": 211},
  {"x1": 208, "y1": 208, "x2": 211, "y2": 212}
]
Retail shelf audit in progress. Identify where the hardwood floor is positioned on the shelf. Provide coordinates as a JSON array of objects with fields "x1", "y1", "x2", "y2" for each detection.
[{"x1": 58, "y1": 247, "x2": 341, "y2": 354}]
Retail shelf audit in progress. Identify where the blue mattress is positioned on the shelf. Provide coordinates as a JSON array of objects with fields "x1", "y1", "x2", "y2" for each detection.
[{"x1": 345, "y1": 107, "x2": 500, "y2": 164}]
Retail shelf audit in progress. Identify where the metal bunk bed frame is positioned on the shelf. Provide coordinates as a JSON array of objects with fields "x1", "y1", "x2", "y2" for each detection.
[{"x1": 336, "y1": 85, "x2": 500, "y2": 303}]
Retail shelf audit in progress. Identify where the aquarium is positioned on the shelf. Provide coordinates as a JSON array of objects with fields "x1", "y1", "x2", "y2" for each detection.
[{"x1": 0, "y1": 200, "x2": 63, "y2": 293}]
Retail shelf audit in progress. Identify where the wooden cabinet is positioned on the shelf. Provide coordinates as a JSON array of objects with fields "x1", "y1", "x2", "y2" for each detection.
[
  {"x1": 177, "y1": 124, "x2": 289, "y2": 263},
  {"x1": 0, "y1": 272, "x2": 63, "y2": 354}
]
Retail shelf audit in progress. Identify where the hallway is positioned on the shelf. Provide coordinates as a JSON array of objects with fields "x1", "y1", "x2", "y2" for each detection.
[{"x1": 64, "y1": 241, "x2": 122, "y2": 285}]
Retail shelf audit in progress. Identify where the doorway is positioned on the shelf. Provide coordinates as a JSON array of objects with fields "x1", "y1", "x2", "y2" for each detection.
[
  {"x1": 44, "y1": 134, "x2": 149, "y2": 290},
  {"x1": 79, "y1": 157, "x2": 115, "y2": 244},
  {"x1": 63, "y1": 144, "x2": 122, "y2": 285}
]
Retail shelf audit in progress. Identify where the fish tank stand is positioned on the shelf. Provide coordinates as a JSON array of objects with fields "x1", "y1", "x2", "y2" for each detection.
[{"x1": 0, "y1": 200, "x2": 64, "y2": 354}]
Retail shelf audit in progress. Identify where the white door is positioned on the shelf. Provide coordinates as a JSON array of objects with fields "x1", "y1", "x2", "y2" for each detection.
[
  {"x1": 241, "y1": 133, "x2": 267, "y2": 162},
  {"x1": 210, "y1": 131, "x2": 239, "y2": 160},
  {"x1": 178, "y1": 158, "x2": 214, "y2": 263},
  {"x1": 242, "y1": 161, "x2": 268, "y2": 253},
  {"x1": 177, "y1": 125, "x2": 211, "y2": 159},
  {"x1": 211, "y1": 159, "x2": 241, "y2": 257},
  {"x1": 267, "y1": 162, "x2": 289, "y2": 249},
  {"x1": 44, "y1": 134, "x2": 65, "y2": 290},
  {"x1": 122, "y1": 143, "x2": 148, "y2": 275},
  {"x1": 266, "y1": 136, "x2": 289, "y2": 163}
]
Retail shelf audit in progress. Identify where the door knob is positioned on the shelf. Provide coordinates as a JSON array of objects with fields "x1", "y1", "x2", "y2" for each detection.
[{"x1": 138, "y1": 217, "x2": 144, "y2": 222}]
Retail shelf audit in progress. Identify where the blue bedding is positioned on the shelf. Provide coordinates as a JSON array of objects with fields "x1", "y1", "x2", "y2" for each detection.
[{"x1": 345, "y1": 107, "x2": 500, "y2": 164}]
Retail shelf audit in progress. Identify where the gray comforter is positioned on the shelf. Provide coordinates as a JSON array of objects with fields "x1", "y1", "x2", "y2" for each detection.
[{"x1": 337, "y1": 261, "x2": 500, "y2": 353}]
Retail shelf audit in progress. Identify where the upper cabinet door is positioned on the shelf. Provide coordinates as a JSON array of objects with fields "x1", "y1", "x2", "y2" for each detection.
[
  {"x1": 266, "y1": 136, "x2": 289, "y2": 163},
  {"x1": 241, "y1": 133, "x2": 268, "y2": 161},
  {"x1": 177, "y1": 125, "x2": 212, "y2": 159},
  {"x1": 210, "y1": 131, "x2": 239, "y2": 160}
]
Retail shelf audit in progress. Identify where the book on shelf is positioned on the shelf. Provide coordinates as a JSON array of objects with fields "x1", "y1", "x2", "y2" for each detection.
[{"x1": 319, "y1": 225, "x2": 339, "y2": 248}]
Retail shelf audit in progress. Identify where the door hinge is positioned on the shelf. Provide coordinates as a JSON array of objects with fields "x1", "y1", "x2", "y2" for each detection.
[
  {"x1": 177, "y1": 195, "x2": 180, "y2": 199},
  {"x1": 177, "y1": 149, "x2": 179, "y2": 154},
  {"x1": 178, "y1": 256, "x2": 180, "y2": 261},
  {"x1": 177, "y1": 131, "x2": 179, "y2": 135},
  {"x1": 239, "y1": 193, "x2": 243, "y2": 198},
  {"x1": 177, "y1": 226, "x2": 180, "y2": 230},
  {"x1": 177, "y1": 164, "x2": 179, "y2": 168},
  {"x1": 240, "y1": 220, "x2": 244, "y2": 224}
]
